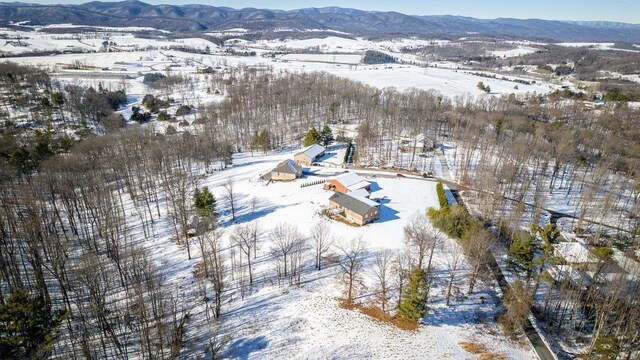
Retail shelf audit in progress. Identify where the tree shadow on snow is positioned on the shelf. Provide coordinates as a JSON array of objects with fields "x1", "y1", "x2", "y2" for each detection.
[
  {"x1": 219, "y1": 195, "x2": 291, "y2": 227},
  {"x1": 422, "y1": 289, "x2": 497, "y2": 328},
  {"x1": 227, "y1": 336, "x2": 269, "y2": 360}
]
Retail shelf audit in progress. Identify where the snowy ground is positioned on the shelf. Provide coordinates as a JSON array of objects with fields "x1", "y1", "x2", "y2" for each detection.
[
  {"x1": 1, "y1": 28, "x2": 558, "y2": 99},
  {"x1": 152, "y1": 150, "x2": 538, "y2": 359},
  {"x1": 111, "y1": 148, "x2": 538, "y2": 359}
]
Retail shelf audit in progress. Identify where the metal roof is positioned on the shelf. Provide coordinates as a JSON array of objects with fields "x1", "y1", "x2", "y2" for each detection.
[
  {"x1": 273, "y1": 159, "x2": 302, "y2": 175},
  {"x1": 329, "y1": 192, "x2": 378, "y2": 217},
  {"x1": 553, "y1": 242, "x2": 595, "y2": 264},
  {"x1": 330, "y1": 172, "x2": 370, "y2": 191},
  {"x1": 296, "y1": 144, "x2": 325, "y2": 160}
]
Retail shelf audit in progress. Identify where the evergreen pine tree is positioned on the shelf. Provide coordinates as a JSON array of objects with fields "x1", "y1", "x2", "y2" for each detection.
[
  {"x1": 538, "y1": 223, "x2": 560, "y2": 251},
  {"x1": 397, "y1": 267, "x2": 429, "y2": 322},
  {"x1": 303, "y1": 127, "x2": 319, "y2": 147},
  {"x1": 0, "y1": 289, "x2": 64, "y2": 358},
  {"x1": 194, "y1": 186, "x2": 217, "y2": 219},
  {"x1": 436, "y1": 182, "x2": 449, "y2": 209},
  {"x1": 251, "y1": 130, "x2": 270, "y2": 154},
  {"x1": 320, "y1": 125, "x2": 334, "y2": 146},
  {"x1": 508, "y1": 227, "x2": 539, "y2": 282}
]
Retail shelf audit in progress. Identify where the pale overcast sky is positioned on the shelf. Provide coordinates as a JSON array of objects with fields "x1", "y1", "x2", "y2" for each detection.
[{"x1": 16, "y1": 0, "x2": 640, "y2": 24}]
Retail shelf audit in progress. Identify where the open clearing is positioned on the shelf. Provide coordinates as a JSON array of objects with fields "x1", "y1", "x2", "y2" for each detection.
[{"x1": 157, "y1": 150, "x2": 537, "y2": 359}]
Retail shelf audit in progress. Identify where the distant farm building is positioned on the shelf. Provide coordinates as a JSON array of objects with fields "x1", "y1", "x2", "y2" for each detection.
[
  {"x1": 324, "y1": 173, "x2": 371, "y2": 196},
  {"x1": 328, "y1": 192, "x2": 380, "y2": 226},
  {"x1": 294, "y1": 144, "x2": 326, "y2": 166},
  {"x1": 261, "y1": 159, "x2": 303, "y2": 182}
]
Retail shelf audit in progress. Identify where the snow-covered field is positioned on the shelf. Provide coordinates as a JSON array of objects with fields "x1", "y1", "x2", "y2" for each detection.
[
  {"x1": 159, "y1": 150, "x2": 537, "y2": 359},
  {"x1": 280, "y1": 53, "x2": 362, "y2": 64},
  {"x1": 1, "y1": 28, "x2": 558, "y2": 98},
  {"x1": 6, "y1": 49, "x2": 554, "y2": 98},
  {"x1": 0, "y1": 29, "x2": 215, "y2": 54},
  {"x1": 489, "y1": 46, "x2": 539, "y2": 58}
]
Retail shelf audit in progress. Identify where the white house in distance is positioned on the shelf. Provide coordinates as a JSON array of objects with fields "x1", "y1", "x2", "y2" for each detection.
[{"x1": 294, "y1": 144, "x2": 326, "y2": 166}]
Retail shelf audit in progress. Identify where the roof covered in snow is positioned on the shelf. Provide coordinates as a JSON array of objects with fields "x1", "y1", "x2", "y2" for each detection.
[
  {"x1": 548, "y1": 264, "x2": 592, "y2": 288},
  {"x1": 296, "y1": 144, "x2": 325, "y2": 160},
  {"x1": 349, "y1": 188, "x2": 370, "y2": 198},
  {"x1": 331, "y1": 172, "x2": 371, "y2": 191},
  {"x1": 553, "y1": 242, "x2": 595, "y2": 264}
]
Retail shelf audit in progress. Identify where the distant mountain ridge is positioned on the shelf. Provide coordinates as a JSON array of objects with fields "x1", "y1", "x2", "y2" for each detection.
[{"x1": 1, "y1": 0, "x2": 639, "y2": 42}]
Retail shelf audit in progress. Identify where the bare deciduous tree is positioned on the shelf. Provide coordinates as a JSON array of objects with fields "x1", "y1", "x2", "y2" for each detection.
[
  {"x1": 231, "y1": 224, "x2": 255, "y2": 285},
  {"x1": 336, "y1": 237, "x2": 367, "y2": 304},
  {"x1": 372, "y1": 249, "x2": 394, "y2": 312},
  {"x1": 310, "y1": 221, "x2": 333, "y2": 270},
  {"x1": 403, "y1": 213, "x2": 431, "y2": 269},
  {"x1": 445, "y1": 245, "x2": 462, "y2": 306},
  {"x1": 270, "y1": 223, "x2": 302, "y2": 280},
  {"x1": 224, "y1": 178, "x2": 236, "y2": 221}
]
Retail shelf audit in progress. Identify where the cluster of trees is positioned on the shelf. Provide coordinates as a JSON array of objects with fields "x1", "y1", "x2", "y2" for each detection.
[
  {"x1": 362, "y1": 50, "x2": 396, "y2": 64},
  {"x1": 142, "y1": 93, "x2": 171, "y2": 113},
  {"x1": 1, "y1": 62, "x2": 129, "y2": 174},
  {"x1": 303, "y1": 125, "x2": 334, "y2": 147},
  {"x1": 476, "y1": 81, "x2": 491, "y2": 93},
  {"x1": 0, "y1": 125, "x2": 234, "y2": 357},
  {"x1": 502, "y1": 222, "x2": 640, "y2": 356}
]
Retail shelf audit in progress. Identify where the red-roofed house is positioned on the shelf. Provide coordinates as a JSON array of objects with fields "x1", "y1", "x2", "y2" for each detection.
[{"x1": 323, "y1": 172, "x2": 371, "y2": 195}]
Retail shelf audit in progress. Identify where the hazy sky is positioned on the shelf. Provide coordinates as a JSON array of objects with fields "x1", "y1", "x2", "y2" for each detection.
[{"x1": 18, "y1": 0, "x2": 640, "y2": 24}]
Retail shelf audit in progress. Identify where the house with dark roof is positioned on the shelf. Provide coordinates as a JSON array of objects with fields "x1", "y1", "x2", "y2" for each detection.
[
  {"x1": 261, "y1": 159, "x2": 303, "y2": 182},
  {"x1": 328, "y1": 192, "x2": 380, "y2": 226},
  {"x1": 294, "y1": 144, "x2": 326, "y2": 166}
]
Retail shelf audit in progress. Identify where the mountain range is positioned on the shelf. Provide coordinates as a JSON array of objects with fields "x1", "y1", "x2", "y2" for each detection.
[{"x1": 1, "y1": 0, "x2": 640, "y2": 42}]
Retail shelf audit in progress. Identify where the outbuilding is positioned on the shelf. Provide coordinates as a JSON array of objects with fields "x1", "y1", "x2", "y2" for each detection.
[
  {"x1": 294, "y1": 144, "x2": 326, "y2": 166},
  {"x1": 261, "y1": 159, "x2": 303, "y2": 182},
  {"x1": 324, "y1": 172, "x2": 371, "y2": 195}
]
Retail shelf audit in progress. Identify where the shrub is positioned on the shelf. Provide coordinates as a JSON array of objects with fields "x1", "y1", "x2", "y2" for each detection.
[
  {"x1": 436, "y1": 181, "x2": 449, "y2": 209},
  {"x1": 428, "y1": 205, "x2": 472, "y2": 239},
  {"x1": 175, "y1": 104, "x2": 193, "y2": 117},
  {"x1": 157, "y1": 111, "x2": 172, "y2": 122},
  {"x1": 593, "y1": 334, "x2": 620, "y2": 360},
  {"x1": 165, "y1": 125, "x2": 177, "y2": 135},
  {"x1": 130, "y1": 106, "x2": 151, "y2": 123}
]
